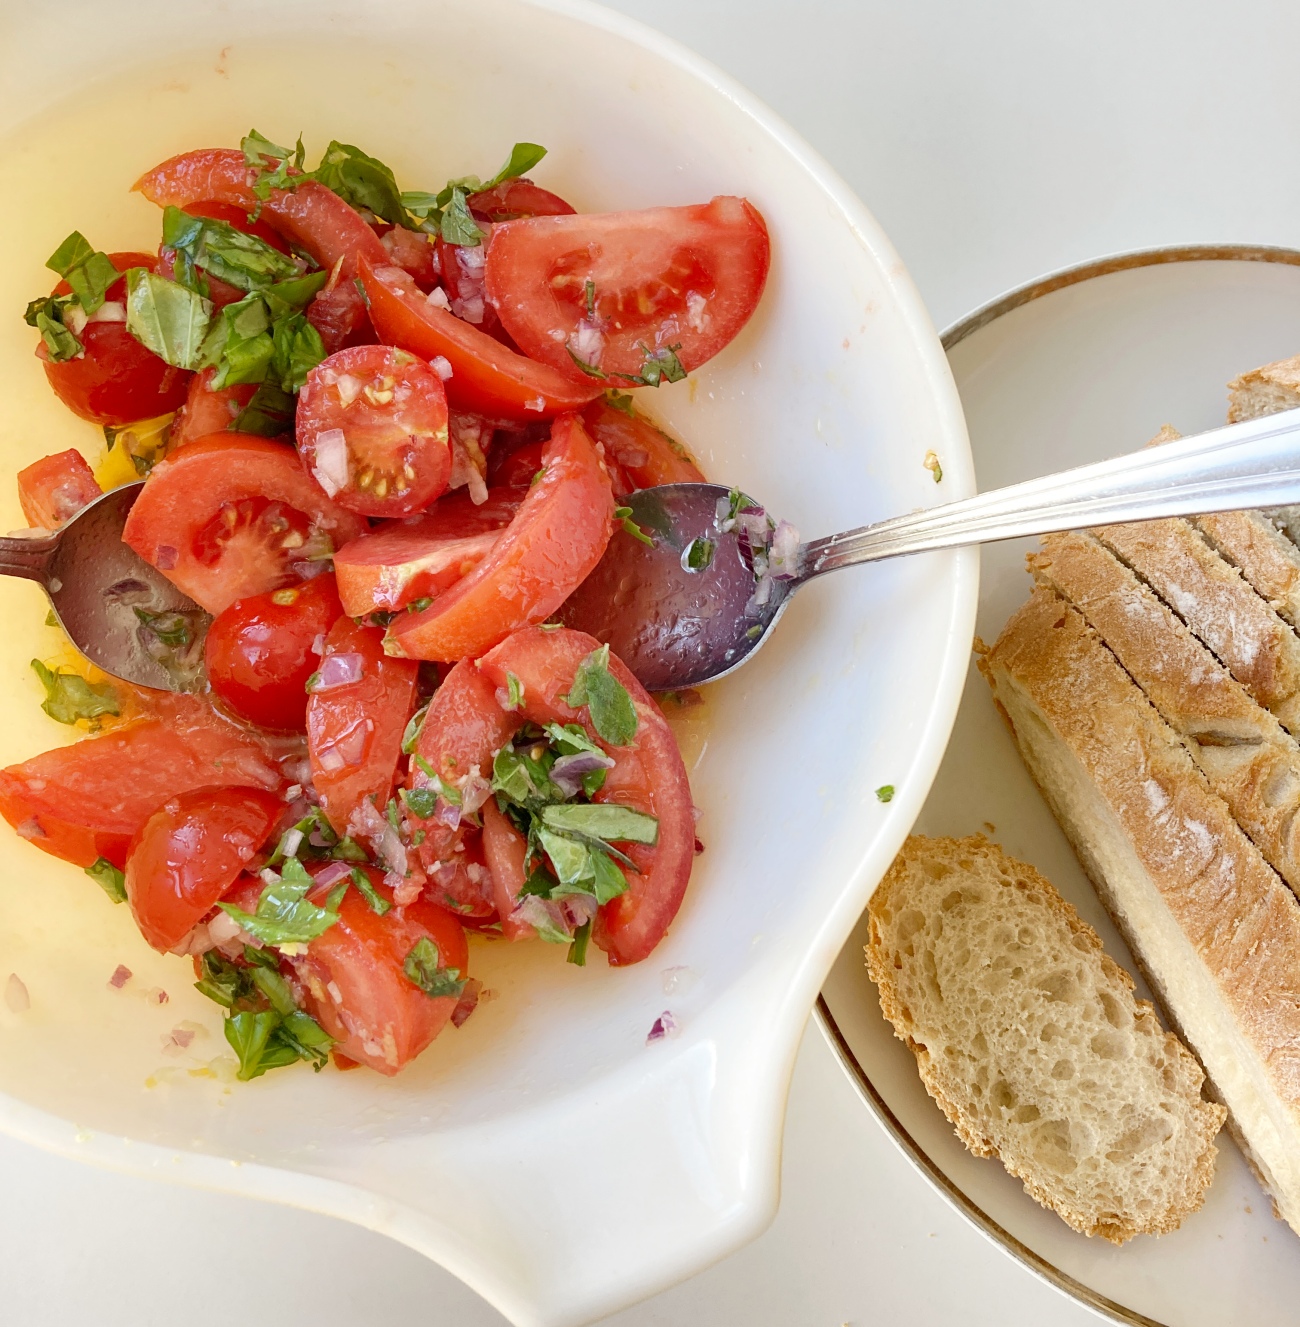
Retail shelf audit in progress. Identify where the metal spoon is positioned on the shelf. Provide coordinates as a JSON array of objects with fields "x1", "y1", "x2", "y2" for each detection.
[
  {"x1": 561, "y1": 408, "x2": 1300, "y2": 691},
  {"x1": 0, "y1": 481, "x2": 207, "y2": 691}
]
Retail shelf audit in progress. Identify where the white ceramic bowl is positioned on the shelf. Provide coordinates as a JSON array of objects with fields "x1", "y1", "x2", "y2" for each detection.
[{"x1": 0, "y1": 3, "x2": 974, "y2": 1323}]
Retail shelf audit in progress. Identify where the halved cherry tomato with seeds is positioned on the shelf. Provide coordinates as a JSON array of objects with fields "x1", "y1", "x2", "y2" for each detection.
[
  {"x1": 485, "y1": 197, "x2": 770, "y2": 385},
  {"x1": 387, "y1": 413, "x2": 614, "y2": 661},
  {"x1": 297, "y1": 345, "x2": 451, "y2": 518},
  {"x1": 360, "y1": 256, "x2": 601, "y2": 422},
  {"x1": 307, "y1": 616, "x2": 418, "y2": 836},
  {"x1": 205, "y1": 574, "x2": 343, "y2": 730},
  {"x1": 17, "y1": 449, "x2": 101, "y2": 529},
  {"x1": 289, "y1": 869, "x2": 469, "y2": 1075},
  {"x1": 121, "y1": 434, "x2": 366, "y2": 614},
  {"x1": 125, "y1": 786, "x2": 282, "y2": 951}
]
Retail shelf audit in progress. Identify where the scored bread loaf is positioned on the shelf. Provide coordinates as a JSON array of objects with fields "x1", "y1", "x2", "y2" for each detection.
[
  {"x1": 1225, "y1": 356, "x2": 1300, "y2": 549},
  {"x1": 867, "y1": 834, "x2": 1223, "y2": 1242},
  {"x1": 980, "y1": 586, "x2": 1300, "y2": 1236}
]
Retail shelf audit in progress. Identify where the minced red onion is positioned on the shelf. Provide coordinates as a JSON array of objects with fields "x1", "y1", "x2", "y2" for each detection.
[
  {"x1": 646, "y1": 1010, "x2": 679, "y2": 1044},
  {"x1": 349, "y1": 799, "x2": 407, "y2": 877},
  {"x1": 767, "y1": 520, "x2": 801, "y2": 578},
  {"x1": 317, "y1": 746, "x2": 346, "y2": 773},
  {"x1": 389, "y1": 871, "x2": 421, "y2": 906},
  {"x1": 310, "y1": 634, "x2": 326, "y2": 657},
  {"x1": 429, "y1": 354, "x2": 453, "y2": 380},
  {"x1": 459, "y1": 773, "x2": 491, "y2": 815},
  {"x1": 426, "y1": 286, "x2": 451, "y2": 310},
  {"x1": 313, "y1": 859, "x2": 352, "y2": 889},
  {"x1": 280, "y1": 827, "x2": 305, "y2": 859},
  {"x1": 334, "y1": 373, "x2": 364, "y2": 408},
  {"x1": 435, "y1": 800, "x2": 461, "y2": 831},
  {"x1": 550, "y1": 750, "x2": 615, "y2": 798},
  {"x1": 108, "y1": 964, "x2": 132, "y2": 990},
  {"x1": 312, "y1": 428, "x2": 350, "y2": 497},
  {"x1": 156, "y1": 545, "x2": 178, "y2": 570},
  {"x1": 14, "y1": 817, "x2": 44, "y2": 841},
  {"x1": 451, "y1": 977, "x2": 482, "y2": 1028},
  {"x1": 314, "y1": 651, "x2": 365, "y2": 691},
  {"x1": 88, "y1": 300, "x2": 126, "y2": 324},
  {"x1": 568, "y1": 319, "x2": 605, "y2": 366},
  {"x1": 207, "y1": 911, "x2": 244, "y2": 947}
]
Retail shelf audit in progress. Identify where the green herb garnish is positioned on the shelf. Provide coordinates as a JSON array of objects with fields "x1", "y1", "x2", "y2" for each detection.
[
  {"x1": 30, "y1": 660, "x2": 118, "y2": 727},
  {"x1": 614, "y1": 505, "x2": 654, "y2": 546},
  {"x1": 612, "y1": 342, "x2": 687, "y2": 388},
  {"x1": 682, "y1": 537, "x2": 715, "y2": 571},
  {"x1": 85, "y1": 857, "x2": 126, "y2": 904},
  {"x1": 504, "y1": 671, "x2": 524, "y2": 710},
  {"x1": 875, "y1": 785, "x2": 895, "y2": 803},
  {"x1": 124, "y1": 268, "x2": 211, "y2": 369},
  {"x1": 563, "y1": 644, "x2": 638, "y2": 746},
  {"x1": 567, "y1": 919, "x2": 591, "y2": 966},
  {"x1": 161, "y1": 205, "x2": 301, "y2": 294},
  {"x1": 403, "y1": 936, "x2": 466, "y2": 999},
  {"x1": 217, "y1": 858, "x2": 340, "y2": 948}
]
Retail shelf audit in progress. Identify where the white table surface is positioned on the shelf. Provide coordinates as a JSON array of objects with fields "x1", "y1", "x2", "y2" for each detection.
[{"x1": 6, "y1": 1, "x2": 1300, "y2": 1322}]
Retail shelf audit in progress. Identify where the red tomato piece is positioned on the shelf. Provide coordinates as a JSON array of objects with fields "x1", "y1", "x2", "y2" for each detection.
[
  {"x1": 478, "y1": 627, "x2": 695, "y2": 966},
  {"x1": 38, "y1": 252, "x2": 192, "y2": 427},
  {"x1": 17, "y1": 449, "x2": 101, "y2": 529},
  {"x1": 125, "y1": 786, "x2": 281, "y2": 951},
  {"x1": 306, "y1": 616, "x2": 418, "y2": 837},
  {"x1": 468, "y1": 178, "x2": 576, "y2": 223},
  {"x1": 386, "y1": 413, "x2": 614, "y2": 661},
  {"x1": 297, "y1": 346, "x2": 451, "y2": 518},
  {"x1": 379, "y1": 225, "x2": 438, "y2": 290},
  {"x1": 481, "y1": 797, "x2": 534, "y2": 941},
  {"x1": 332, "y1": 487, "x2": 523, "y2": 616},
  {"x1": 581, "y1": 398, "x2": 706, "y2": 489},
  {"x1": 0, "y1": 697, "x2": 283, "y2": 869},
  {"x1": 170, "y1": 367, "x2": 259, "y2": 448},
  {"x1": 359, "y1": 257, "x2": 601, "y2": 422},
  {"x1": 205, "y1": 574, "x2": 343, "y2": 730},
  {"x1": 424, "y1": 831, "x2": 496, "y2": 922},
  {"x1": 484, "y1": 197, "x2": 770, "y2": 385},
  {"x1": 121, "y1": 434, "x2": 366, "y2": 615},
  {"x1": 290, "y1": 871, "x2": 468, "y2": 1075},
  {"x1": 488, "y1": 438, "x2": 546, "y2": 489}
]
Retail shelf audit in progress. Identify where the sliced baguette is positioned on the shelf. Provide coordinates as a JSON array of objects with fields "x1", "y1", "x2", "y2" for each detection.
[
  {"x1": 979, "y1": 586, "x2": 1300, "y2": 1234},
  {"x1": 1225, "y1": 357, "x2": 1300, "y2": 547},
  {"x1": 1030, "y1": 530, "x2": 1300, "y2": 891},
  {"x1": 866, "y1": 834, "x2": 1223, "y2": 1243}
]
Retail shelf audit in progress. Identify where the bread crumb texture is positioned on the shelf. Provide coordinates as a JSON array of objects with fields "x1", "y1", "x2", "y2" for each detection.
[{"x1": 866, "y1": 834, "x2": 1224, "y2": 1243}]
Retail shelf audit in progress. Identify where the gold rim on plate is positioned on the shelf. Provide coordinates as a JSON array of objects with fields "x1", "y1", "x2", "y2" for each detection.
[{"x1": 815, "y1": 241, "x2": 1300, "y2": 1327}]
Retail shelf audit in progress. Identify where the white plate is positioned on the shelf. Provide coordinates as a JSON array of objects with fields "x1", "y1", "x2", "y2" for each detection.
[
  {"x1": 0, "y1": 3, "x2": 974, "y2": 1325},
  {"x1": 819, "y1": 245, "x2": 1300, "y2": 1327}
]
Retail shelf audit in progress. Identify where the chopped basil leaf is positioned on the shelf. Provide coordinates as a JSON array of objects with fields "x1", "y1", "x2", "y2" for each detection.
[
  {"x1": 541, "y1": 722, "x2": 603, "y2": 757},
  {"x1": 249, "y1": 964, "x2": 297, "y2": 1017},
  {"x1": 271, "y1": 312, "x2": 326, "y2": 392},
  {"x1": 614, "y1": 505, "x2": 654, "y2": 546},
  {"x1": 332, "y1": 836, "x2": 369, "y2": 862},
  {"x1": 613, "y1": 342, "x2": 687, "y2": 388},
  {"x1": 243, "y1": 944, "x2": 279, "y2": 970},
  {"x1": 199, "y1": 281, "x2": 326, "y2": 392},
  {"x1": 412, "y1": 755, "x2": 462, "y2": 805},
  {"x1": 400, "y1": 786, "x2": 438, "y2": 820},
  {"x1": 31, "y1": 659, "x2": 119, "y2": 726},
  {"x1": 46, "y1": 233, "x2": 119, "y2": 316},
  {"x1": 232, "y1": 379, "x2": 295, "y2": 436},
  {"x1": 567, "y1": 919, "x2": 591, "y2": 966},
  {"x1": 407, "y1": 596, "x2": 433, "y2": 612},
  {"x1": 588, "y1": 846, "x2": 630, "y2": 904},
  {"x1": 481, "y1": 142, "x2": 548, "y2": 190},
  {"x1": 540, "y1": 803, "x2": 658, "y2": 845},
  {"x1": 29, "y1": 305, "x2": 82, "y2": 362},
  {"x1": 403, "y1": 936, "x2": 466, "y2": 999},
  {"x1": 584, "y1": 279, "x2": 596, "y2": 319},
  {"x1": 875, "y1": 784, "x2": 895, "y2": 803},
  {"x1": 350, "y1": 867, "x2": 391, "y2": 916},
  {"x1": 565, "y1": 345, "x2": 607, "y2": 379},
  {"x1": 161, "y1": 204, "x2": 301, "y2": 293},
  {"x1": 85, "y1": 857, "x2": 126, "y2": 904},
  {"x1": 401, "y1": 141, "x2": 547, "y2": 237},
  {"x1": 401, "y1": 701, "x2": 429, "y2": 755},
  {"x1": 439, "y1": 187, "x2": 485, "y2": 246},
  {"x1": 225, "y1": 1006, "x2": 332, "y2": 1080},
  {"x1": 132, "y1": 606, "x2": 191, "y2": 648},
  {"x1": 243, "y1": 129, "x2": 306, "y2": 200},
  {"x1": 266, "y1": 805, "x2": 335, "y2": 866},
  {"x1": 218, "y1": 858, "x2": 340, "y2": 947},
  {"x1": 604, "y1": 390, "x2": 636, "y2": 416},
  {"x1": 505, "y1": 671, "x2": 524, "y2": 709},
  {"x1": 46, "y1": 231, "x2": 95, "y2": 276},
  {"x1": 124, "y1": 268, "x2": 210, "y2": 369},
  {"x1": 313, "y1": 141, "x2": 408, "y2": 227},
  {"x1": 563, "y1": 644, "x2": 638, "y2": 746},
  {"x1": 682, "y1": 537, "x2": 715, "y2": 571}
]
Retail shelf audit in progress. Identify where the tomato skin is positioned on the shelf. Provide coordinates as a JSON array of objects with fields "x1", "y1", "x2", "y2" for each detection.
[
  {"x1": 38, "y1": 252, "x2": 192, "y2": 426},
  {"x1": 484, "y1": 197, "x2": 771, "y2": 385},
  {"x1": 0, "y1": 697, "x2": 283, "y2": 869},
  {"x1": 205, "y1": 574, "x2": 343, "y2": 731},
  {"x1": 121, "y1": 434, "x2": 366, "y2": 614},
  {"x1": 171, "y1": 367, "x2": 259, "y2": 447},
  {"x1": 478, "y1": 627, "x2": 695, "y2": 966},
  {"x1": 468, "y1": 178, "x2": 575, "y2": 223},
  {"x1": 306, "y1": 617, "x2": 418, "y2": 837},
  {"x1": 359, "y1": 257, "x2": 601, "y2": 422},
  {"x1": 125, "y1": 786, "x2": 281, "y2": 951},
  {"x1": 581, "y1": 398, "x2": 706, "y2": 489},
  {"x1": 17, "y1": 449, "x2": 101, "y2": 528},
  {"x1": 297, "y1": 345, "x2": 451, "y2": 518},
  {"x1": 379, "y1": 225, "x2": 438, "y2": 290},
  {"x1": 480, "y1": 797, "x2": 534, "y2": 941},
  {"x1": 332, "y1": 487, "x2": 522, "y2": 616},
  {"x1": 291, "y1": 871, "x2": 468, "y2": 1075},
  {"x1": 387, "y1": 413, "x2": 614, "y2": 661}
]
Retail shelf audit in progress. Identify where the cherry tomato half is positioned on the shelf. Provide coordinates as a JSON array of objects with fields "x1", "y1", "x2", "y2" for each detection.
[
  {"x1": 306, "y1": 616, "x2": 418, "y2": 836},
  {"x1": 386, "y1": 412, "x2": 614, "y2": 661},
  {"x1": 17, "y1": 449, "x2": 101, "y2": 529},
  {"x1": 359, "y1": 257, "x2": 601, "y2": 422},
  {"x1": 581, "y1": 397, "x2": 706, "y2": 489},
  {"x1": 170, "y1": 367, "x2": 259, "y2": 448},
  {"x1": 121, "y1": 434, "x2": 366, "y2": 615},
  {"x1": 297, "y1": 346, "x2": 451, "y2": 518},
  {"x1": 38, "y1": 252, "x2": 192, "y2": 427},
  {"x1": 481, "y1": 797, "x2": 534, "y2": 941},
  {"x1": 291, "y1": 870, "x2": 469, "y2": 1075},
  {"x1": 484, "y1": 197, "x2": 770, "y2": 385},
  {"x1": 468, "y1": 178, "x2": 576, "y2": 223},
  {"x1": 125, "y1": 785, "x2": 282, "y2": 951},
  {"x1": 205, "y1": 574, "x2": 343, "y2": 731}
]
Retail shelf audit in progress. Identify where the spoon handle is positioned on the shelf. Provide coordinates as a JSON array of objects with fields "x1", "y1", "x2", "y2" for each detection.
[
  {"x1": 0, "y1": 531, "x2": 58, "y2": 584},
  {"x1": 803, "y1": 409, "x2": 1300, "y2": 575}
]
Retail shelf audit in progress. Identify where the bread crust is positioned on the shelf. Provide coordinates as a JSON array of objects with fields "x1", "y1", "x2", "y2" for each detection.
[{"x1": 981, "y1": 586, "x2": 1300, "y2": 1234}]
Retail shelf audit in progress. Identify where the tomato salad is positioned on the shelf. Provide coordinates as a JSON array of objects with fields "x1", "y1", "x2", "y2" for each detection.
[{"x1": 7, "y1": 133, "x2": 769, "y2": 1080}]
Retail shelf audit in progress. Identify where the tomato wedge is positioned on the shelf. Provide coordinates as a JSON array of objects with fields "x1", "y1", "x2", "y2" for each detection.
[
  {"x1": 581, "y1": 398, "x2": 706, "y2": 489},
  {"x1": 379, "y1": 225, "x2": 438, "y2": 290},
  {"x1": 485, "y1": 197, "x2": 770, "y2": 385},
  {"x1": 17, "y1": 449, "x2": 101, "y2": 529},
  {"x1": 205, "y1": 574, "x2": 343, "y2": 730},
  {"x1": 290, "y1": 871, "x2": 468, "y2": 1074},
  {"x1": 306, "y1": 616, "x2": 418, "y2": 836},
  {"x1": 386, "y1": 413, "x2": 614, "y2": 661},
  {"x1": 125, "y1": 786, "x2": 281, "y2": 951},
  {"x1": 332, "y1": 487, "x2": 523, "y2": 616},
  {"x1": 121, "y1": 434, "x2": 366, "y2": 615},
  {"x1": 0, "y1": 697, "x2": 283, "y2": 868},
  {"x1": 38, "y1": 252, "x2": 192, "y2": 426},
  {"x1": 297, "y1": 346, "x2": 451, "y2": 517},
  {"x1": 171, "y1": 367, "x2": 259, "y2": 448},
  {"x1": 481, "y1": 798, "x2": 534, "y2": 941},
  {"x1": 478, "y1": 627, "x2": 694, "y2": 965},
  {"x1": 359, "y1": 256, "x2": 601, "y2": 422},
  {"x1": 468, "y1": 178, "x2": 575, "y2": 223}
]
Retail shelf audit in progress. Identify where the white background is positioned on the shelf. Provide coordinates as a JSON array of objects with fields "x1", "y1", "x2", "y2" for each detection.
[{"x1": 5, "y1": 2, "x2": 1300, "y2": 1322}]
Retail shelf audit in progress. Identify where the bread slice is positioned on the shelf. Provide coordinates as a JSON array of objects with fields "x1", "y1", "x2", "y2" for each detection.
[
  {"x1": 980, "y1": 586, "x2": 1300, "y2": 1234},
  {"x1": 1225, "y1": 357, "x2": 1300, "y2": 549},
  {"x1": 866, "y1": 834, "x2": 1223, "y2": 1243},
  {"x1": 1030, "y1": 530, "x2": 1300, "y2": 892}
]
